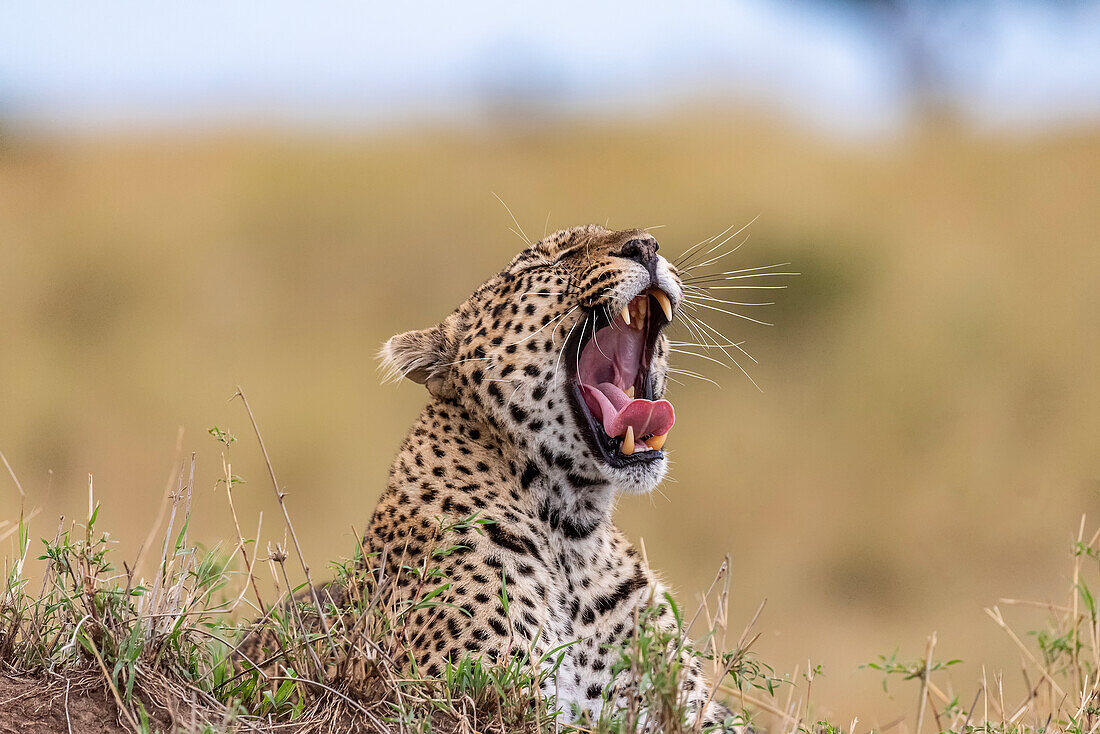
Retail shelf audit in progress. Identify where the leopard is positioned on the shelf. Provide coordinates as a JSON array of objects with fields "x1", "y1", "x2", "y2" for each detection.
[{"x1": 356, "y1": 224, "x2": 743, "y2": 730}]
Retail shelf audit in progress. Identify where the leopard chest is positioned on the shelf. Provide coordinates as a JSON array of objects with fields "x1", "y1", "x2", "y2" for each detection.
[
  {"x1": 496, "y1": 529, "x2": 648, "y2": 647},
  {"x1": 501, "y1": 536, "x2": 652, "y2": 717}
]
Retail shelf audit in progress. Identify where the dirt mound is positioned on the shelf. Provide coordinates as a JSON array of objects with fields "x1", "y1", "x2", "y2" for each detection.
[
  {"x1": 0, "y1": 671, "x2": 188, "y2": 734},
  {"x1": 0, "y1": 673, "x2": 129, "y2": 734}
]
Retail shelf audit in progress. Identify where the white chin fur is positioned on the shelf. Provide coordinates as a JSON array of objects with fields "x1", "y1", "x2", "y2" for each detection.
[{"x1": 604, "y1": 454, "x2": 669, "y2": 495}]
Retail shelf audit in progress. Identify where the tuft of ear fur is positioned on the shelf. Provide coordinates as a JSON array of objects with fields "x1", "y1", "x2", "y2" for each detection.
[{"x1": 378, "y1": 320, "x2": 456, "y2": 396}]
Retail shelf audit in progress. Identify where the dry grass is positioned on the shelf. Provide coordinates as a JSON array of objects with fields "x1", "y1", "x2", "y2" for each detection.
[
  {"x1": 1, "y1": 402, "x2": 774, "y2": 733},
  {"x1": 3, "y1": 394, "x2": 1100, "y2": 732},
  {"x1": 1, "y1": 112, "x2": 1099, "y2": 722}
]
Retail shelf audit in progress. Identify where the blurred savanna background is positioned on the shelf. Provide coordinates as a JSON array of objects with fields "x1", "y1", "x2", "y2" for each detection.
[{"x1": 2, "y1": 0, "x2": 1100, "y2": 725}]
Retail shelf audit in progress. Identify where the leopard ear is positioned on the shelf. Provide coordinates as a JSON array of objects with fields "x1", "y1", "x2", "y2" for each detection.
[{"x1": 378, "y1": 318, "x2": 456, "y2": 397}]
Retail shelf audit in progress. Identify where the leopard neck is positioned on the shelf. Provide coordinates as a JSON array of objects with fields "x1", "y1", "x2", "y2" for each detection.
[{"x1": 392, "y1": 396, "x2": 616, "y2": 543}]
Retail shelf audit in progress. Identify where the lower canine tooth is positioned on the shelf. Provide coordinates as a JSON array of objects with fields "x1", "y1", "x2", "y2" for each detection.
[
  {"x1": 621, "y1": 426, "x2": 635, "y2": 455},
  {"x1": 626, "y1": 386, "x2": 635, "y2": 398},
  {"x1": 647, "y1": 433, "x2": 668, "y2": 451}
]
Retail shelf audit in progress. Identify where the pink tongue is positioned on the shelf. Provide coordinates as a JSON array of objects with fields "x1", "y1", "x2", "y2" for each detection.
[{"x1": 582, "y1": 382, "x2": 676, "y2": 441}]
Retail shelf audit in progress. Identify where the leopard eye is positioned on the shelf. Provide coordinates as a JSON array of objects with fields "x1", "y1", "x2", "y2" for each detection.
[{"x1": 512, "y1": 258, "x2": 559, "y2": 276}]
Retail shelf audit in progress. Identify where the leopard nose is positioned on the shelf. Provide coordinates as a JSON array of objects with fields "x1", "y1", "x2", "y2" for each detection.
[{"x1": 614, "y1": 238, "x2": 659, "y2": 266}]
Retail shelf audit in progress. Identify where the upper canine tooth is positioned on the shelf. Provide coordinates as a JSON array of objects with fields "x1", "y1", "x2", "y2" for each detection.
[
  {"x1": 621, "y1": 426, "x2": 635, "y2": 455},
  {"x1": 626, "y1": 386, "x2": 635, "y2": 398},
  {"x1": 620, "y1": 306, "x2": 631, "y2": 326},
  {"x1": 651, "y1": 290, "x2": 674, "y2": 322}
]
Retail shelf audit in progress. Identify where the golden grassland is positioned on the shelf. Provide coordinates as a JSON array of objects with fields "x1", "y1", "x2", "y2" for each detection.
[{"x1": 1, "y1": 112, "x2": 1099, "y2": 723}]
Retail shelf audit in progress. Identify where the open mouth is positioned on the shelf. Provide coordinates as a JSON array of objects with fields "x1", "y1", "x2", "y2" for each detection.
[{"x1": 565, "y1": 288, "x2": 676, "y2": 468}]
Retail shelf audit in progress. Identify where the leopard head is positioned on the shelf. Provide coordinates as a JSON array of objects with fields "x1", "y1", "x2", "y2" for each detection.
[{"x1": 380, "y1": 225, "x2": 682, "y2": 495}]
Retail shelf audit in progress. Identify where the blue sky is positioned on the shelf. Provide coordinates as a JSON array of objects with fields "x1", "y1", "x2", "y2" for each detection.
[{"x1": 2, "y1": 0, "x2": 1098, "y2": 134}]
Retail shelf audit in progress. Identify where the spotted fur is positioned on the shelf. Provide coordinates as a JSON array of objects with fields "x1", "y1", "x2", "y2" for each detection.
[{"x1": 361, "y1": 225, "x2": 740, "y2": 729}]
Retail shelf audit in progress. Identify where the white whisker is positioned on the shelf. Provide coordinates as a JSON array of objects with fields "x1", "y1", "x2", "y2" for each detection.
[
  {"x1": 669, "y1": 340, "x2": 746, "y2": 349},
  {"x1": 685, "y1": 269, "x2": 798, "y2": 284},
  {"x1": 512, "y1": 306, "x2": 577, "y2": 345},
  {"x1": 676, "y1": 309, "x2": 732, "y2": 363},
  {"x1": 685, "y1": 315, "x2": 760, "y2": 365},
  {"x1": 678, "y1": 216, "x2": 760, "y2": 271},
  {"x1": 680, "y1": 315, "x2": 762, "y2": 390},
  {"x1": 603, "y1": 305, "x2": 618, "y2": 332},
  {"x1": 675, "y1": 221, "x2": 741, "y2": 269},
  {"x1": 669, "y1": 348, "x2": 734, "y2": 370},
  {"x1": 493, "y1": 192, "x2": 531, "y2": 245},
  {"x1": 553, "y1": 313, "x2": 585, "y2": 388},
  {"x1": 674, "y1": 310, "x2": 714, "y2": 358},
  {"x1": 678, "y1": 309, "x2": 735, "y2": 362},
  {"x1": 699, "y1": 285, "x2": 788, "y2": 290},
  {"x1": 591, "y1": 317, "x2": 613, "y2": 361},
  {"x1": 683, "y1": 233, "x2": 751, "y2": 272},
  {"x1": 550, "y1": 306, "x2": 576, "y2": 347},
  {"x1": 667, "y1": 368, "x2": 722, "y2": 388},
  {"x1": 704, "y1": 261, "x2": 791, "y2": 275},
  {"x1": 683, "y1": 293, "x2": 776, "y2": 307},
  {"x1": 435, "y1": 355, "x2": 493, "y2": 368},
  {"x1": 677, "y1": 309, "x2": 759, "y2": 390},
  {"x1": 575, "y1": 314, "x2": 589, "y2": 385},
  {"x1": 687, "y1": 300, "x2": 774, "y2": 326}
]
